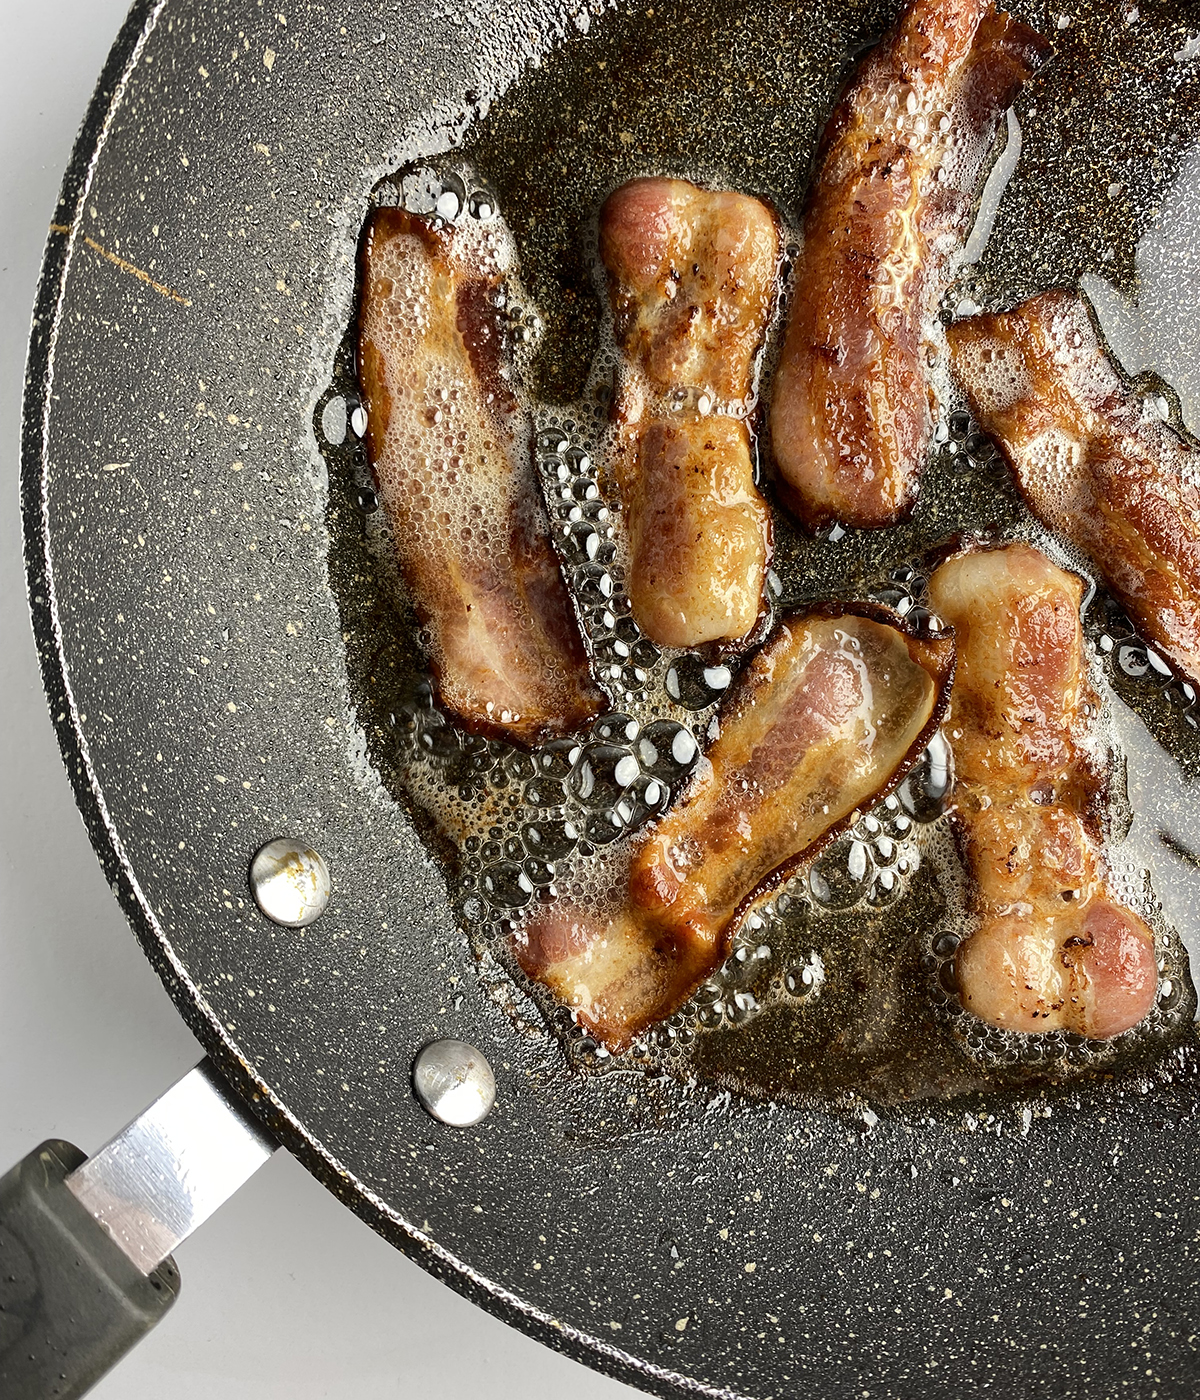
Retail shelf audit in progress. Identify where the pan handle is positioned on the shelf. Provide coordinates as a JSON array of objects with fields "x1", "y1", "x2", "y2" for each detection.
[
  {"x1": 0, "y1": 1061, "x2": 277, "y2": 1398},
  {"x1": 0, "y1": 1138, "x2": 180, "y2": 1398}
]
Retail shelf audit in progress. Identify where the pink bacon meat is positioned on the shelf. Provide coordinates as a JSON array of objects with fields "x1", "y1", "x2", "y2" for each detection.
[
  {"x1": 358, "y1": 207, "x2": 604, "y2": 744},
  {"x1": 928, "y1": 542, "x2": 1158, "y2": 1040},
  {"x1": 515, "y1": 609, "x2": 952, "y2": 1049}
]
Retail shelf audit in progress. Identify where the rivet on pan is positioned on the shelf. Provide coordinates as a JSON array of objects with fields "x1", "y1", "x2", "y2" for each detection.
[
  {"x1": 249, "y1": 838, "x2": 331, "y2": 927},
  {"x1": 412, "y1": 1040, "x2": 496, "y2": 1127}
]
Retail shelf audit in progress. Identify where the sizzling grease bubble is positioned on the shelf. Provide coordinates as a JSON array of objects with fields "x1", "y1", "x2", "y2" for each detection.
[
  {"x1": 419, "y1": 720, "x2": 461, "y2": 765},
  {"x1": 538, "y1": 739, "x2": 580, "y2": 779},
  {"x1": 460, "y1": 734, "x2": 495, "y2": 774},
  {"x1": 482, "y1": 860, "x2": 534, "y2": 908},
  {"x1": 809, "y1": 837, "x2": 874, "y2": 909},
  {"x1": 522, "y1": 776, "x2": 563, "y2": 808},
  {"x1": 1145, "y1": 647, "x2": 1173, "y2": 680},
  {"x1": 436, "y1": 182, "x2": 464, "y2": 220},
  {"x1": 563, "y1": 520, "x2": 600, "y2": 562},
  {"x1": 636, "y1": 720, "x2": 699, "y2": 782},
  {"x1": 727, "y1": 990, "x2": 760, "y2": 1025},
  {"x1": 1117, "y1": 642, "x2": 1151, "y2": 679},
  {"x1": 593, "y1": 712, "x2": 639, "y2": 744},
  {"x1": 847, "y1": 840, "x2": 870, "y2": 883},
  {"x1": 784, "y1": 951, "x2": 826, "y2": 999},
  {"x1": 904, "y1": 605, "x2": 944, "y2": 636},
  {"x1": 521, "y1": 819, "x2": 579, "y2": 860},
  {"x1": 523, "y1": 856, "x2": 556, "y2": 886},
  {"x1": 567, "y1": 743, "x2": 638, "y2": 808},
  {"x1": 665, "y1": 655, "x2": 733, "y2": 710},
  {"x1": 596, "y1": 637, "x2": 631, "y2": 666},
  {"x1": 620, "y1": 667, "x2": 648, "y2": 695},
  {"x1": 503, "y1": 749, "x2": 537, "y2": 781},
  {"x1": 626, "y1": 774, "x2": 668, "y2": 821},
  {"x1": 868, "y1": 867, "x2": 902, "y2": 907},
  {"x1": 582, "y1": 808, "x2": 625, "y2": 845},
  {"x1": 575, "y1": 564, "x2": 614, "y2": 602},
  {"x1": 933, "y1": 931, "x2": 961, "y2": 958},
  {"x1": 614, "y1": 754, "x2": 641, "y2": 785},
  {"x1": 899, "y1": 732, "x2": 954, "y2": 822},
  {"x1": 630, "y1": 638, "x2": 660, "y2": 668}
]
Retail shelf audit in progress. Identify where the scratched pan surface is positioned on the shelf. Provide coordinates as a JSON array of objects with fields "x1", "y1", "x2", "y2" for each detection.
[{"x1": 21, "y1": 1, "x2": 1200, "y2": 1397}]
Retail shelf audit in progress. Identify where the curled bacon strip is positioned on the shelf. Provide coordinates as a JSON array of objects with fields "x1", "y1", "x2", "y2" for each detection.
[
  {"x1": 600, "y1": 178, "x2": 778, "y2": 648},
  {"x1": 928, "y1": 543, "x2": 1158, "y2": 1040},
  {"x1": 769, "y1": 0, "x2": 1048, "y2": 529},
  {"x1": 357, "y1": 208, "x2": 604, "y2": 743},
  {"x1": 515, "y1": 610, "x2": 952, "y2": 1048},
  {"x1": 948, "y1": 291, "x2": 1200, "y2": 687}
]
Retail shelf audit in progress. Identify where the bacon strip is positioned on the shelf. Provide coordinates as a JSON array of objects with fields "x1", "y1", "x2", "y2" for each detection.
[
  {"x1": 927, "y1": 543, "x2": 1158, "y2": 1040},
  {"x1": 515, "y1": 610, "x2": 953, "y2": 1048},
  {"x1": 947, "y1": 291, "x2": 1200, "y2": 686},
  {"x1": 357, "y1": 208, "x2": 604, "y2": 743},
  {"x1": 769, "y1": 0, "x2": 1048, "y2": 529},
  {"x1": 599, "y1": 178, "x2": 778, "y2": 648}
]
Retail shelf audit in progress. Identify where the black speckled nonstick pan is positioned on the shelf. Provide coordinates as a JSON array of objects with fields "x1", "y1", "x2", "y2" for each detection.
[{"x1": 19, "y1": 1, "x2": 1200, "y2": 1396}]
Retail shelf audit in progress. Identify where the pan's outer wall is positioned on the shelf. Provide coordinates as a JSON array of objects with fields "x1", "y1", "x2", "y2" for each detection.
[{"x1": 21, "y1": 2, "x2": 1200, "y2": 1397}]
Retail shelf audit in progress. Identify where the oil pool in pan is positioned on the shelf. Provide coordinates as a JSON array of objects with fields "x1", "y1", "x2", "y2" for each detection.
[{"x1": 315, "y1": 0, "x2": 1200, "y2": 1108}]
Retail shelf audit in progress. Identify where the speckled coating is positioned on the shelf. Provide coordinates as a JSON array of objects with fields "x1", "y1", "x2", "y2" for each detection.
[{"x1": 20, "y1": 2, "x2": 1200, "y2": 1397}]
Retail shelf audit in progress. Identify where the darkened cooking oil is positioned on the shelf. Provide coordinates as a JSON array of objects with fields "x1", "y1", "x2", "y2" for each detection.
[{"x1": 317, "y1": 0, "x2": 1200, "y2": 1108}]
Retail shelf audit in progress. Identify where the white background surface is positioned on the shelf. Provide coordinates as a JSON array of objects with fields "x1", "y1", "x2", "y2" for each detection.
[{"x1": 0, "y1": 1, "x2": 639, "y2": 1395}]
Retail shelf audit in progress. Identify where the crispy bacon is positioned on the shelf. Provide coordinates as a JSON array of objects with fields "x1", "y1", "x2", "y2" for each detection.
[
  {"x1": 599, "y1": 178, "x2": 778, "y2": 647},
  {"x1": 515, "y1": 610, "x2": 953, "y2": 1048},
  {"x1": 357, "y1": 207, "x2": 604, "y2": 744},
  {"x1": 769, "y1": 0, "x2": 1048, "y2": 529},
  {"x1": 611, "y1": 417, "x2": 769, "y2": 649},
  {"x1": 947, "y1": 291, "x2": 1200, "y2": 686},
  {"x1": 928, "y1": 542, "x2": 1157, "y2": 1040}
]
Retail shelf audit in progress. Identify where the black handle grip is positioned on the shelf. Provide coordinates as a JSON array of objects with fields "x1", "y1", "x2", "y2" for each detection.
[{"x1": 0, "y1": 1140, "x2": 180, "y2": 1399}]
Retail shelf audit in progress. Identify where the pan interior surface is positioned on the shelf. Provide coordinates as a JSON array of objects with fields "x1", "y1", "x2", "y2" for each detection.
[
  {"x1": 22, "y1": 2, "x2": 1200, "y2": 1397},
  {"x1": 321, "y1": 0, "x2": 1200, "y2": 1110}
]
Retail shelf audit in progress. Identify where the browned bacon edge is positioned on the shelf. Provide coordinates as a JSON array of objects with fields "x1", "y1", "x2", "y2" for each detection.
[
  {"x1": 598, "y1": 177, "x2": 780, "y2": 654},
  {"x1": 769, "y1": 0, "x2": 1049, "y2": 531},
  {"x1": 946, "y1": 290, "x2": 1200, "y2": 689}
]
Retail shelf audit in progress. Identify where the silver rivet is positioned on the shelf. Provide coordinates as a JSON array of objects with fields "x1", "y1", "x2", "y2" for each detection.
[
  {"x1": 249, "y1": 838, "x2": 331, "y2": 927},
  {"x1": 412, "y1": 1040, "x2": 495, "y2": 1127}
]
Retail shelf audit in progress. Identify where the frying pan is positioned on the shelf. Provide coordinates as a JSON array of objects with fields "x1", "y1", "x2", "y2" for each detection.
[{"x1": 8, "y1": 0, "x2": 1200, "y2": 1397}]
